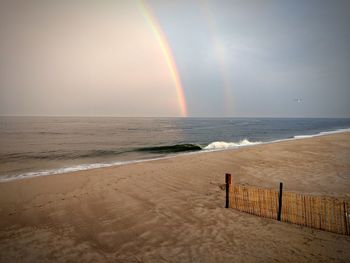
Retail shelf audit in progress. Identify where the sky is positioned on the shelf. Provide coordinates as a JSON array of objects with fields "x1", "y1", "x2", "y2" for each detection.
[{"x1": 0, "y1": 0, "x2": 349, "y2": 118}]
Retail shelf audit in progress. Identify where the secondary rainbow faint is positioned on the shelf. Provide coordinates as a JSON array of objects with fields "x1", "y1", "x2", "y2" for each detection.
[
  {"x1": 200, "y1": 0, "x2": 234, "y2": 116},
  {"x1": 139, "y1": 0, "x2": 188, "y2": 117}
]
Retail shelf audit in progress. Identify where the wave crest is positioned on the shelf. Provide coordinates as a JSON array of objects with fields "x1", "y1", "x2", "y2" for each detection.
[
  {"x1": 204, "y1": 139, "x2": 261, "y2": 150},
  {"x1": 137, "y1": 144, "x2": 202, "y2": 153}
]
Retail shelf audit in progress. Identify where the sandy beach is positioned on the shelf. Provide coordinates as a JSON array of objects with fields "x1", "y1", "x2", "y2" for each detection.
[{"x1": 0, "y1": 132, "x2": 350, "y2": 262}]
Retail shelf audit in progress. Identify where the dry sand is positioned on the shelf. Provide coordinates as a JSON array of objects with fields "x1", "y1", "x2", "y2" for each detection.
[{"x1": 0, "y1": 132, "x2": 350, "y2": 262}]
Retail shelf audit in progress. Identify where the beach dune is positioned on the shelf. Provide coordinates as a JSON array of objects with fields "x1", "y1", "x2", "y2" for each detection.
[{"x1": 1, "y1": 133, "x2": 350, "y2": 262}]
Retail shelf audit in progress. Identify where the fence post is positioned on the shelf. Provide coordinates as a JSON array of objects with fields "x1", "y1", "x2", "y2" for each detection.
[
  {"x1": 344, "y1": 202, "x2": 349, "y2": 235},
  {"x1": 277, "y1": 182, "x2": 283, "y2": 221},
  {"x1": 225, "y1": 173, "x2": 232, "y2": 208}
]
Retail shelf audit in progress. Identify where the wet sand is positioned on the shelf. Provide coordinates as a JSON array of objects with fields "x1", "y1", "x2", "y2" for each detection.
[{"x1": 0, "y1": 132, "x2": 350, "y2": 262}]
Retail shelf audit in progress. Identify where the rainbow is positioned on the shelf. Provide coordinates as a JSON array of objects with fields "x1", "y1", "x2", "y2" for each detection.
[
  {"x1": 139, "y1": 0, "x2": 187, "y2": 117},
  {"x1": 200, "y1": 1, "x2": 234, "y2": 116}
]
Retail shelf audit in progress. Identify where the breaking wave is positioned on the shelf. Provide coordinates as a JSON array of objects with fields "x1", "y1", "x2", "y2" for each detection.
[
  {"x1": 137, "y1": 144, "x2": 202, "y2": 153},
  {"x1": 204, "y1": 139, "x2": 262, "y2": 150}
]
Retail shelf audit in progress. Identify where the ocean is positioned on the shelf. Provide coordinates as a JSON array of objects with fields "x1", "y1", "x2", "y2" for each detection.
[{"x1": 1, "y1": 117, "x2": 350, "y2": 181}]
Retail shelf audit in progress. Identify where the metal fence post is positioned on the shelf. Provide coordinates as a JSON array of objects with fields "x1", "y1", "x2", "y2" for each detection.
[{"x1": 277, "y1": 182, "x2": 283, "y2": 221}]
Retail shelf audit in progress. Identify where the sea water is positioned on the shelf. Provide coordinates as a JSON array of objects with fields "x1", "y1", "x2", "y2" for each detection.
[{"x1": 1, "y1": 117, "x2": 350, "y2": 181}]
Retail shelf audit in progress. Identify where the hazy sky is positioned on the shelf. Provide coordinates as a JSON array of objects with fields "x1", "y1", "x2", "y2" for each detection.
[{"x1": 1, "y1": 0, "x2": 349, "y2": 117}]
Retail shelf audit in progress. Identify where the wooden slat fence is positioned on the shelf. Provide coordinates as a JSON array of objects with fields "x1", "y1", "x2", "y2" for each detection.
[{"x1": 225, "y1": 174, "x2": 350, "y2": 236}]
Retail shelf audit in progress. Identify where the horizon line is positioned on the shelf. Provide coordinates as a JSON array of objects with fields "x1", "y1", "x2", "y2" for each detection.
[{"x1": 1, "y1": 114, "x2": 350, "y2": 119}]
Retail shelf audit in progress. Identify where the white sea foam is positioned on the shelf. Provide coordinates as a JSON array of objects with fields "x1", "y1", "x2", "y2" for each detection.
[
  {"x1": 204, "y1": 139, "x2": 262, "y2": 150},
  {"x1": 292, "y1": 128, "x2": 350, "y2": 139},
  {"x1": 0, "y1": 157, "x2": 171, "y2": 182}
]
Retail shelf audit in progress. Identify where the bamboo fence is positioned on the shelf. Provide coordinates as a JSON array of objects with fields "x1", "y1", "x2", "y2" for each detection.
[{"x1": 226, "y1": 176, "x2": 350, "y2": 236}]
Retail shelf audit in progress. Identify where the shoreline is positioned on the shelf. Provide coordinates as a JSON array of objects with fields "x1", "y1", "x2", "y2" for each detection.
[
  {"x1": 0, "y1": 131, "x2": 350, "y2": 262},
  {"x1": 1, "y1": 127, "x2": 350, "y2": 183}
]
